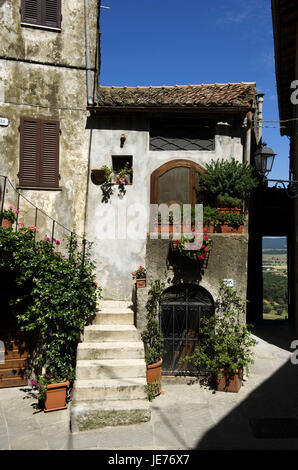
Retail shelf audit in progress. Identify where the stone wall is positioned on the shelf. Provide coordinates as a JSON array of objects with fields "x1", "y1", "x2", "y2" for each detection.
[
  {"x1": 135, "y1": 234, "x2": 249, "y2": 331},
  {"x1": 0, "y1": 0, "x2": 98, "y2": 237},
  {"x1": 86, "y1": 112, "x2": 248, "y2": 299}
]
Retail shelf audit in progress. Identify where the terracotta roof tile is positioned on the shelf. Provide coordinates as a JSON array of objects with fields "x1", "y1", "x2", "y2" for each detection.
[{"x1": 96, "y1": 83, "x2": 257, "y2": 109}]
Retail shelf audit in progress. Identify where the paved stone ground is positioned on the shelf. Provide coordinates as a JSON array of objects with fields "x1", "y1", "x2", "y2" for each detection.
[{"x1": 1, "y1": 327, "x2": 298, "y2": 450}]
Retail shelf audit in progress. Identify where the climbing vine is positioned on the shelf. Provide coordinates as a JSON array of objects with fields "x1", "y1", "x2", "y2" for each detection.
[{"x1": 0, "y1": 225, "x2": 101, "y2": 382}]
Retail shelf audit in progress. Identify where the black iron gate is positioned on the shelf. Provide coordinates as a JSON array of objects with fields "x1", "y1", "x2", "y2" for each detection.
[{"x1": 160, "y1": 284, "x2": 214, "y2": 376}]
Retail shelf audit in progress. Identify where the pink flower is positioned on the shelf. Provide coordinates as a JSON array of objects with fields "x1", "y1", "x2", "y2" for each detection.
[
  {"x1": 18, "y1": 221, "x2": 24, "y2": 227},
  {"x1": 29, "y1": 225, "x2": 36, "y2": 231},
  {"x1": 9, "y1": 205, "x2": 14, "y2": 210},
  {"x1": 15, "y1": 209, "x2": 19, "y2": 214},
  {"x1": 55, "y1": 239, "x2": 60, "y2": 246},
  {"x1": 21, "y1": 231, "x2": 26, "y2": 234}
]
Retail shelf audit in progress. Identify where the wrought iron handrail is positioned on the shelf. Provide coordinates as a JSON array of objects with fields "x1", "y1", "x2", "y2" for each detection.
[{"x1": 0, "y1": 175, "x2": 88, "y2": 260}]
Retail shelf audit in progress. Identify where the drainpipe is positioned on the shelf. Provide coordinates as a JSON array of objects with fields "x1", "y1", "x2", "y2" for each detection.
[
  {"x1": 244, "y1": 111, "x2": 252, "y2": 164},
  {"x1": 257, "y1": 93, "x2": 264, "y2": 145},
  {"x1": 84, "y1": 0, "x2": 94, "y2": 106}
]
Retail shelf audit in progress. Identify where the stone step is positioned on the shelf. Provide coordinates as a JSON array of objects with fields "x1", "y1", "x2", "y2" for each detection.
[
  {"x1": 77, "y1": 342, "x2": 145, "y2": 360},
  {"x1": 83, "y1": 325, "x2": 141, "y2": 342},
  {"x1": 97, "y1": 300, "x2": 132, "y2": 309},
  {"x1": 70, "y1": 399, "x2": 151, "y2": 432},
  {"x1": 92, "y1": 310, "x2": 134, "y2": 325},
  {"x1": 76, "y1": 359, "x2": 146, "y2": 380},
  {"x1": 72, "y1": 377, "x2": 147, "y2": 402}
]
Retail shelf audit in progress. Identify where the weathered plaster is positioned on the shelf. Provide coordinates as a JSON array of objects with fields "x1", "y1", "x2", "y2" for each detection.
[{"x1": 86, "y1": 113, "x2": 247, "y2": 299}]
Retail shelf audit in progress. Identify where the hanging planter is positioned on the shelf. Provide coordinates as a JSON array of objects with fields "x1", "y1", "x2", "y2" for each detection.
[
  {"x1": 91, "y1": 168, "x2": 106, "y2": 185},
  {"x1": 176, "y1": 230, "x2": 212, "y2": 265}
]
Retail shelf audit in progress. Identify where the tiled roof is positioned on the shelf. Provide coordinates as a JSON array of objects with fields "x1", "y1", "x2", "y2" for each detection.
[{"x1": 96, "y1": 83, "x2": 257, "y2": 109}]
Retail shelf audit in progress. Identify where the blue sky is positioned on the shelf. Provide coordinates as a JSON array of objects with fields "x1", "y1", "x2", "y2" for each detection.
[{"x1": 99, "y1": 0, "x2": 289, "y2": 181}]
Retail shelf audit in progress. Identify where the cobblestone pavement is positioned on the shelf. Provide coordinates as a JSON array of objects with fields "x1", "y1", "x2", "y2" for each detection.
[{"x1": 1, "y1": 332, "x2": 298, "y2": 450}]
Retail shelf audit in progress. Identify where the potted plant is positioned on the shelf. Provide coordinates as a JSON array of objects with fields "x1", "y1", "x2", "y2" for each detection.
[
  {"x1": 132, "y1": 265, "x2": 147, "y2": 288},
  {"x1": 117, "y1": 162, "x2": 133, "y2": 186},
  {"x1": 141, "y1": 280, "x2": 165, "y2": 398},
  {"x1": 30, "y1": 374, "x2": 70, "y2": 412},
  {"x1": 91, "y1": 165, "x2": 114, "y2": 185},
  {"x1": 175, "y1": 229, "x2": 212, "y2": 265},
  {"x1": 182, "y1": 281, "x2": 257, "y2": 392},
  {"x1": 1, "y1": 206, "x2": 19, "y2": 228},
  {"x1": 199, "y1": 158, "x2": 259, "y2": 232}
]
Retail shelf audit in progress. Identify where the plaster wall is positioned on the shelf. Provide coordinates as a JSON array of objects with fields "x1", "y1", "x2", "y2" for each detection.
[
  {"x1": 0, "y1": 0, "x2": 98, "y2": 239},
  {"x1": 86, "y1": 113, "x2": 247, "y2": 299},
  {"x1": 0, "y1": 0, "x2": 98, "y2": 69}
]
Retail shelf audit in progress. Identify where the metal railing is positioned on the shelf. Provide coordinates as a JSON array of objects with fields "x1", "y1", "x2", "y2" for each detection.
[{"x1": 0, "y1": 175, "x2": 88, "y2": 261}]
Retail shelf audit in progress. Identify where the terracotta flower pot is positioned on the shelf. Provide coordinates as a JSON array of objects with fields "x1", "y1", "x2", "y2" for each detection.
[
  {"x1": 217, "y1": 208, "x2": 244, "y2": 233},
  {"x1": 146, "y1": 359, "x2": 162, "y2": 396},
  {"x1": 216, "y1": 369, "x2": 242, "y2": 393},
  {"x1": 1, "y1": 219, "x2": 13, "y2": 229},
  {"x1": 203, "y1": 222, "x2": 214, "y2": 233},
  {"x1": 146, "y1": 359, "x2": 162, "y2": 384},
  {"x1": 136, "y1": 278, "x2": 146, "y2": 288},
  {"x1": 44, "y1": 380, "x2": 70, "y2": 412}
]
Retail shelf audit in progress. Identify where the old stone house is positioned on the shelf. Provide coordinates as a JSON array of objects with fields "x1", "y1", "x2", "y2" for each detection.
[{"x1": 0, "y1": 0, "x2": 263, "y2": 431}]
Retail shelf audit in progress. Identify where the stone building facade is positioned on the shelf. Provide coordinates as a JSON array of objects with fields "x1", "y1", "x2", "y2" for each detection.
[
  {"x1": 0, "y1": 0, "x2": 99, "y2": 237},
  {"x1": 86, "y1": 84, "x2": 259, "y2": 340}
]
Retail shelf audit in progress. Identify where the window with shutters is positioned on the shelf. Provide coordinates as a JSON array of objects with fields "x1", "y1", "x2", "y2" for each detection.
[
  {"x1": 21, "y1": 0, "x2": 62, "y2": 30},
  {"x1": 19, "y1": 117, "x2": 60, "y2": 189}
]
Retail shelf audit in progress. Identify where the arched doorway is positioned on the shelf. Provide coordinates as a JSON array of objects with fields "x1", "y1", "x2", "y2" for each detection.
[
  {"x1": 160, "y1": 284, "x2": 214, "y2": 376},
  {"x1": 150, "y1": 159, "x2": 204, "y2": 206}
]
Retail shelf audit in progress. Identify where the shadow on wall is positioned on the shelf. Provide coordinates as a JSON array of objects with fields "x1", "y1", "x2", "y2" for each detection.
[{"x1": 196, "y1": 354, "x2": 298, "y2": 450}]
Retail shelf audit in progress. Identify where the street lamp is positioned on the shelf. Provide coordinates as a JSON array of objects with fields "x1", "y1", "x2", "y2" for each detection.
[
  {"x1": 254, "y1": 142, "x2": 298, "y2": 198},
  {"x1": 254, "y1": 142, "x2": 276, "y2": 177}
]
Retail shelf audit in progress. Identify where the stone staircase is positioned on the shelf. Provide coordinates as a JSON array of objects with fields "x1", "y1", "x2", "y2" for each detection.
[{"x1": 70, "y1": 301, "x2": 151, "y2": 432}]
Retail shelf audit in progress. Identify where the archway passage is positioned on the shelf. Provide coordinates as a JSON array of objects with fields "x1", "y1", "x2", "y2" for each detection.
[{"x1": 160, "y1": 284, "x2": 214, "y2": 376}]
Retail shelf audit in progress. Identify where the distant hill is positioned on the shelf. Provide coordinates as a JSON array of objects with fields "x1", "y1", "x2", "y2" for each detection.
[{"x1": 263, "y1": 237, "x2": 287, "y2": 250}]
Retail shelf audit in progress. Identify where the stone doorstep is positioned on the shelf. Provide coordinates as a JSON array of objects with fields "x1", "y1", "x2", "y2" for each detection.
[
  {"x1": 70, "y1": 400, "x2": 151, "y2": 432},
  {"x1": 77, "y1": 342, "x2": 145, "y2": 360},
  {"x1": 97, "y1": 300, "x2": 133, "y2": 309},
  {"x1": 71, "y1": 377, "x2": 147, "y2": 401},
  {"x1": 83, "y1": 325, "x2": 141, "y2": 342},
  {"x1": 92, "y1": 311, "x2": 134, "y2": 325},
  {"x1": 75, "y1": 359, "x2": 146, "y2": 380}
]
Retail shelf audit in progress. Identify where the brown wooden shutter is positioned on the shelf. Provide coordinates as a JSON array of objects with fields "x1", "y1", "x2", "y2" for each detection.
[
  {"x1": 19, "y1": 117, "x2": 59, "y2": 188},
  {"x1": 40, "y1": 120, "x2": 59, "y2": 187},
  {"x1": 42, "y1": 0, "x2": 61, "y2": 28},
  {"x1": 21, "y1": 0, "x2": 41, "y2": 25},
  {"x1": 19, "y1": 118, "x2": 39, "y2": 187}
]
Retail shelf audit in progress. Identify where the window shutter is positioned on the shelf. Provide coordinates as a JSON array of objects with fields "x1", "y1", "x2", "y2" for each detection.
[
  {"x1": 40, "y1": 120, "x2": 59, "y2": 187},
  {"x1": 42, "y1": 0, "x2": 61, "y2": 28},
  {"x1": 19, "y1": 118, "x2": 40, "y2": 187},
  {"x1": 21, "y1": 0, "x2": 41, "y2": 25}
]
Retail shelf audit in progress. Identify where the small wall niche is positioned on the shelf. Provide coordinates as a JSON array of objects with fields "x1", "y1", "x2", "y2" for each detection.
[{"x1": 112, "y1": 156, "x2": 133, "y2": 184}]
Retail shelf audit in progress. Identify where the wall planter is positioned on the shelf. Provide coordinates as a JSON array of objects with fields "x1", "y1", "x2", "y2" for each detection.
[
  {"x1": 1, "y1": 219, "x2": 12, "y2": 229},
  {"x1": 215, "y1": 369, "x2": 242, "y2": 393},
  {"x1": 44, "y1": 380, "x2": 70, "y2": 412},
  {"x1": 91, "y1": 169, "x2": 106, "y2": 185},
  {"x1": 136, "y1": 278, "x2": 146, "y2": 288},
  {"x1": 217, "y1": 208, "x2": 244, "y2": 233}
]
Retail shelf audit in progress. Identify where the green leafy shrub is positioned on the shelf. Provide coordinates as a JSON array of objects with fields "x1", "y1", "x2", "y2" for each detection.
[
  {"x1": 0, "y1": 225, "x2": 101, "y2": 382},
  {"x1": 182, "y1": 281, "x2": 257, "y2": 379},
  {"x1": 141, "y1": 280, "x2": 165, "y2": 365},
  {"x1": 1, "y1": 205, "x2": 19, "y2": 223},
  {"x1": 199, "y1": 158, "x2": 259, "y2": 206}
]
